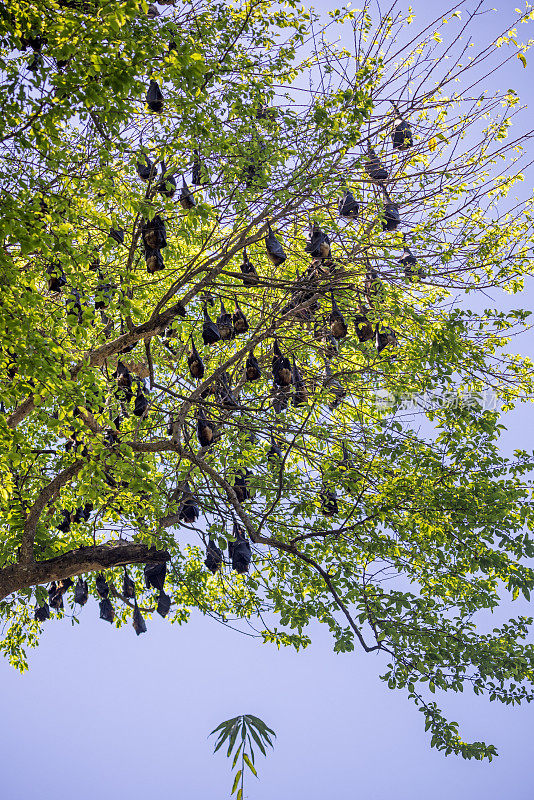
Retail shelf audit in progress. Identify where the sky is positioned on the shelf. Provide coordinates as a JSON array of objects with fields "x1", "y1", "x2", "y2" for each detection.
[{"x1": 2, "y1": 1, "x2": 534, "y2": 799}]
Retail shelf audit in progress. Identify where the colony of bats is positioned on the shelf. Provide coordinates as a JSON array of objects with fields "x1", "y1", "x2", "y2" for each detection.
[{"x1": 22, "y1": 33, "x2": 424, "y2": 634}]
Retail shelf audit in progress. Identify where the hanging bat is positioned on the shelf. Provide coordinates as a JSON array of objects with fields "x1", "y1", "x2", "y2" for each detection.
[
  {"x1": 364, "y1": 269, "x2": 385, "y2": 306},
  {"x1": 292, "y1": 358, "x2": 308, "y2": 407},
  {"x1": 179, "y1": 179, "x2": 196, "y2": 210},
  {"x1": 365, "y1": 145, "x2": 389, "y2": 182},
  {"x1": 65, "y1": 289, "x2": 84, "y2": 324},
  {"x1": 57, "y1": 509, "x2": 72, "y2": 533},
  {"x1": 202, "y1": 306, "x2": 221, "y2": 345},
  {"x1": 122, "y1": 569, "x2": 136, "y2": 599},
  {"x1": 136, "y1": 152, "x2": 155, "y2": 182},
  {"x1": 272, "y1": 339, "x2": 292, "y2": 386},
  {"x1": 114, "y1": 360, "x2": 133, "y2": 402},
  {"x1": 391, "y1": 105, "x2": 413, "y2": 150},
  {"x1": 245, "y1": 350, "x2": 261, "y2": 381},
  {"x1": 338, "y1": 188, "x2": 359, "y2": 220},
  {"x1": 178, "y1": 481, "x2": 201, "y2": 522},
  {"x1": 146, "y1": 79, "x2": 164, "y2": 113},
  {"x1": 48, "y1": 582, "x2": 64, "y2": 610},
  {"x1": 158, "y1": 161, "x2": 176, "y2": 198},
  {"x1": 144, "y1": 246, "x2": 165, "y2": 274},
  {"x1": 157, "y1": 591, "x2": 172, "y2": 617},
  {"x1": 272, "y1": 383, "x2": 291, "y2": 413},
  {"x1": 188, "y1": 337, "x2": 205, "y2": 379},
  {"x1": 240, "y1": 247, "x2": 259, "y2": 286},
  {"x1": 265, "y1": 221, "x2": 286, "y2": 266},
  {"x1": 142, "y1": 215, "x2": 167, "y2": 250},
  {"x1": 305, "y1": 224, "x2": 331, "y2": 259},
  {"x1": 233, "y1": 469, "x2": 252, "y2": 502},
  {"x1": 399, "y1": 235, "x2": 425, "y2": 280},
  {"x1": 47, "y1": 262, "x2": 66, "y2": 293},
  {"x1": 99, "y1": 598, "x2": 115, "y2": 623},
  {"x1": 232, "y1": 297, "x2": 249, "y2": 335},
  {"x1": 320, "y1": 486, "x2": 339, "y2": 516},
  {"x1": 96, "y1": 573, "x2": 110, "y2": 599},
  {"x1": 133, "y1": 381, "x2": 149, "y2": 417},
  {"x1": 144, "y1": 562, "x2": 167, "y2": 592},
  {"x1": 323, "y1": 362, "x2": 346, "y2": 409},
  {"x1": 376, "y1": 325, "x2": 398, "y2": 354},
  {"x1": 196, "y1": 406, "x2": 216, "y2": 448},
  {"x1": 216, "y1": 372, "x2": 239, "y2": 410},
  {"x1": 95, "y1": 276, "x2": 113, "y2": 309},
  {"x1": 192, "y1": 149, "x2": 204, "y2": 185},
  {"x1": 74, "y1": 577, "x2": 88, "y2": 606},
  {"x1": 216, "y1": 300, "x2": 235, "y2": 340},
  {"x1": 204, "y1": 539, "x2": 223, "y2": 574},
  {"x1": 354, "y1": 304, "x2": 375, "y2": 343},
  {"x1": 34, "y1": 603, "x2": 50, "y2": 622},
  {"x1": 381, "y1": 189, "x2": 400, "y2": 231},
  {"x1": 267, "y1": 433, "x2": 283, "y2": 461},
  {"x1": 109, "y1": 226, "x2": 125, "y2": 245},
  {"x1": 330, "y1": 294, "x2": 348, "y2": 339},
  {"x1": 132, "y1": 604, "x2": 147, "y2": 635},
  {"x1": 229, "y1": 520, "x2": 252, "y2": 574}
]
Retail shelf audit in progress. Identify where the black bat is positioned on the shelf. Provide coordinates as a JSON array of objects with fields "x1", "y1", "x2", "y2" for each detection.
[
  {"x1": 320, "y1": 487, "x2": 338, "y2": 516},
  {"x1": 133, "y1": 382, "x2": 149, "y2": 417},
  {"x1": 34, "y1": 603, "x2": 50, "y2": 622},
  {"x1": 136, "y1": 152, "x2": 155, "y2": 182},
  {"x1": 340, "y1": 441, "x2": 354, "y2": 470},
  {"x1": 381, "y1": 189, "x2": 400, "y2": 231},
  {"x1": 202, "y1": 306, "x2": 221, "y2": 345},
  {"x1": 399, "y1": 235, "x2": 425, "y2": 280},
  {"x1": 217, "y1": 372, "x2": 239, "y2": 410},
  {"x1": 179, "y1": 179, "x2": 196, "y2": 210},
  {"x1": 74, "y1": 577, "x2": 88, "y2": 606},
  {"x1": 99, "y1": 598, "x2": 115, "y2": 623},
  {"x1": 204, "y1": 539, "x2": 223, "y2": 574},
  {"x1": 65, "y1": 289, "x2": 84, "y2": 324},
  {"x1": 144, "y1": 246, "x2": 165, "y2": 274},
  {"x1": 142, "y1": 215, "x2": 167, "y2": 250},
  {"x1": 323, "y1": 362, "x2": 346, "y2": 410},
  {"x1": 95, "y1": 275, "x2": 113, "y2": 309},
  {"x1": 178, "y1": 482, "x2": 201, "y2": 523},
  {"x1": 292, "y1": 358, "x2": 308, "y2": 407},
  {"x1": 48, "y1": 582, "x2": 64, "y2": 610},
  {"x1": 392, "y1": 111, "x2": 413, "y2": 150},
  {"x1": 272, "y1": 339, "x2": 292, "y2": 386},
  {"x1": 267, "y1": 433, "x2": 283, "y2": 461},
  {"x1": 216, "y1": 300, "x2": 235, "y2": 340},
  {"x1": 96, "y1": 573, "x2": 110, "y2": 599},
  {"x1": 192, "y1": 149, "x2": 205, "y2": 185},
  {"x1": 272, "y1": 383, "x2": 291, "y2": 413},
  {"x1": 187, "y1": 337, "x2": 205, "y2": 379},
  {"x1": 354, "y1": 304, "x2": 374, "y2": 343},
  {"x1": 245, "y1": 350, "x2": 261, "y2": 381},
  {"x1": 146, "y1": 79, "x2": 164, "y2": 113},
  {"x1": 233, "y1": 469, "x2": 252, "y2": 502},
  {"x1": 144, "y1": 562, "x2": 167, "y2": 592},
  {"x1": 265, "y1": 221, "x2": 286, "y2": 266},
  {"x1": 122, "y1": 569, "x2": 136, "y2": 599},
  {"x1": 376, "y1": 325, "x2": 398, "y2": 354},
  {"x1": 114, "y1": 360, "x2": 133, "y2": 403},
  {"x1": 232, "y1": 297, "x2": 249, "y2": 335},
  {"x1": 240, "y1": 247, "x2": 259, "y2": 286},
  {"x1": 330, "y1": 294, "x2": 348, "y2": 339},
  {"x1": 338, "y1": 188, "x2": 359, "y2": 220},
  {"x1": 156, "y1": 161, "x2": 177, "y2": 198},
  {"x1": 157, "y1": 591, "x2": 172, "y2": 618},
  {"x1": 305, "y1": 224, "x2": 331, "y2": 259},
  {"x1": 364, "y1": 269, "x2": 385, "y2": 306},
  {"x1": 57, "y1": 509, "x2": 71, "y2": 533},
  {"x1": 365, "y1": 145, "x2": 389, "y2": 182},
  {"x1": 47, "y1": 262, "x2": 66, "y2": 293},
  {"x1": 229, "y1": 520, "x2": 252, "y2": 574},
  {"x1": 132, "y1": 604, "x2": 147, "y2": 635},
  {"x1": 108, "y1": 226, "x2": 125, "y2": 245},
  {"x1": 196, "y1": 406, "x2": 215, "y2": 448}
]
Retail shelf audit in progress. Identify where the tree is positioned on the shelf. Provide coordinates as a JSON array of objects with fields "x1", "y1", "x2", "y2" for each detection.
[{"x1": 1, "y1": 0, "x2": 534, "y2": 760}]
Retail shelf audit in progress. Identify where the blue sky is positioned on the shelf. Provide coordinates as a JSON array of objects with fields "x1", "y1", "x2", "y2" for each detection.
[{"x1": 2, "y1": 1, "x2": 534, "y2": 798}]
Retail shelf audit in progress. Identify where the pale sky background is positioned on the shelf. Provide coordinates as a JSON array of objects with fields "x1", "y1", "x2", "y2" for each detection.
[{"x1": 2, "y1": 1, "x2": 534, "y2": 798}]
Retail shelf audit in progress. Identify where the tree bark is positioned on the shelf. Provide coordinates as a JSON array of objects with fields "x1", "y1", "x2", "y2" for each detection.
[{"x1": 0, "y1": 543, "x2": 170, "y2": 601}]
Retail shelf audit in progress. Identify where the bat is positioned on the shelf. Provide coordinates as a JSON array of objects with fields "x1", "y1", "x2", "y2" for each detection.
[
  {"x1": 122, "y1": 569, "x2": 136, "y2": 599},
  {"x1": 136, "y1": 152, "x2": 155, "y2": 182},
  {"x1": 245, "y1": 350, "x2": 261, "y2": 381},
  {"x1": 338, "y1": 188, "x2": 359, "y2": 220},
  {"x1": 114, "y1": 360, "x2": 133, "y2": 402},
  {"x1": 272, "y1": 383, "x2": 291, "y2": 413},
  {"x1": 202, "y1": 306, "x2": 221, "y2": 345},
  {"x1": 232, "y1": 297, "x2": 249, "y2": 335},
  {"x1": 47, "y1": 262, "x2": 66, "y2": 293},
  {"x1": 216, "y1": 300, "x2": 235, "y2": 340},
  {"x1": 34, "y1": 603, "x2": 50, "y2": 622},
  {"x1": 305, "y1": 224, "x2": 331, "y2": 259},
  {"x1": 233, "y1": 469, "x2": 252, "y2": 502},
  {"x1": 399, "y1": 235, "x2": 425, "y2": 280},
  {"x1": 364, "y1": 269, "x2": 385, "y2": 306},
  {"x1": 272, "y1": 339, "x2": 292, "y2": 386},
  {"x1": 96, "y1": 573, "x2": 110, "y2": 599},
  {"x1": 292, "y1": 358, "x2": 308, "y2": 406},
  {"x1": 204, "y1": 539, "x2": 223, "y2": 574},
  {"x1": 142, "y1": 215, "x2": 167, "y2": 250},
  {"x1": 157, "y1": 591, "x2": 171, "y2": 617},
  {"x1": 146, "y1": 79, "x2": 164, "y2": 113},
  {"x1": 320, "y1": 487, "x2": 338, "y2": 516},
  {"x1": 381, "y1": 189, "x2": 400, "y2": 231},
  {"x1": 179, "y1": 179, "x2": 196, "y2": 210},
  {"x1": 132, "y1": 604, "x2": 147, "y2": 635},
  {"x1": 229, "y1": 520, "x2": 252, "y2": 574},
  {"x1": 99, "y1": 598, "x2": 115, "y2": 623},
  {"x1": 133, "y1": 381, "x2": 149, "y2": 417},
  {"x1": 187, "y1": 337, "x2": 205, "y2": 379},
  {"x1": 376, "y1": 325, "x2": 398, "y2": 354},
  {"x1": 330, "y1": 294, "x2": 348, "y2": 339},
  {"x1": 144, "y1": 246, "x2": 165, "y2": 274},
  {"x1": 57, "y1": 509, "x2": 71, "y2": 533},
  {"x1": 65, "y1": 289, "x2": 84, "y2": 324},
  {"x1": 365, "y1": 145, "x2": 389, "y2": 182},
  {"x1": 391, "y1": 107, "x2": 413, "y2": 150},
  {"x1": 74, "y1": 577, "x2": 88, "y2": 606},
  {"x1": 323, "y1": 362, "x2": 346, "y2": 409},
  {"x1": 178, "y1": 482, "x2": 200, "y2": 522},
  {"x1": 196, "y1": 406, "x2": 215, "y2": 448},
  {"x1": 144, "y1": 562, "x2": 167, "y2": 592},
  {"x1": 108, "y1": 226, "x2": 125, "y2": 245},
  {"x1": 267, "y1": 433, "x2": 283, "y2": 461},
  {"x1": 265, "y1": 221, "x2": 286, "y2": 266},
  {"x1": 192, "y1": 149, "x2": 205, "y2": 185},
  {"x1": 240, "y1": 247, "x2": 259, "y2": 286},
  {"x1": 354, "y1": 304, "x2": 374, "y2": 343}
]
